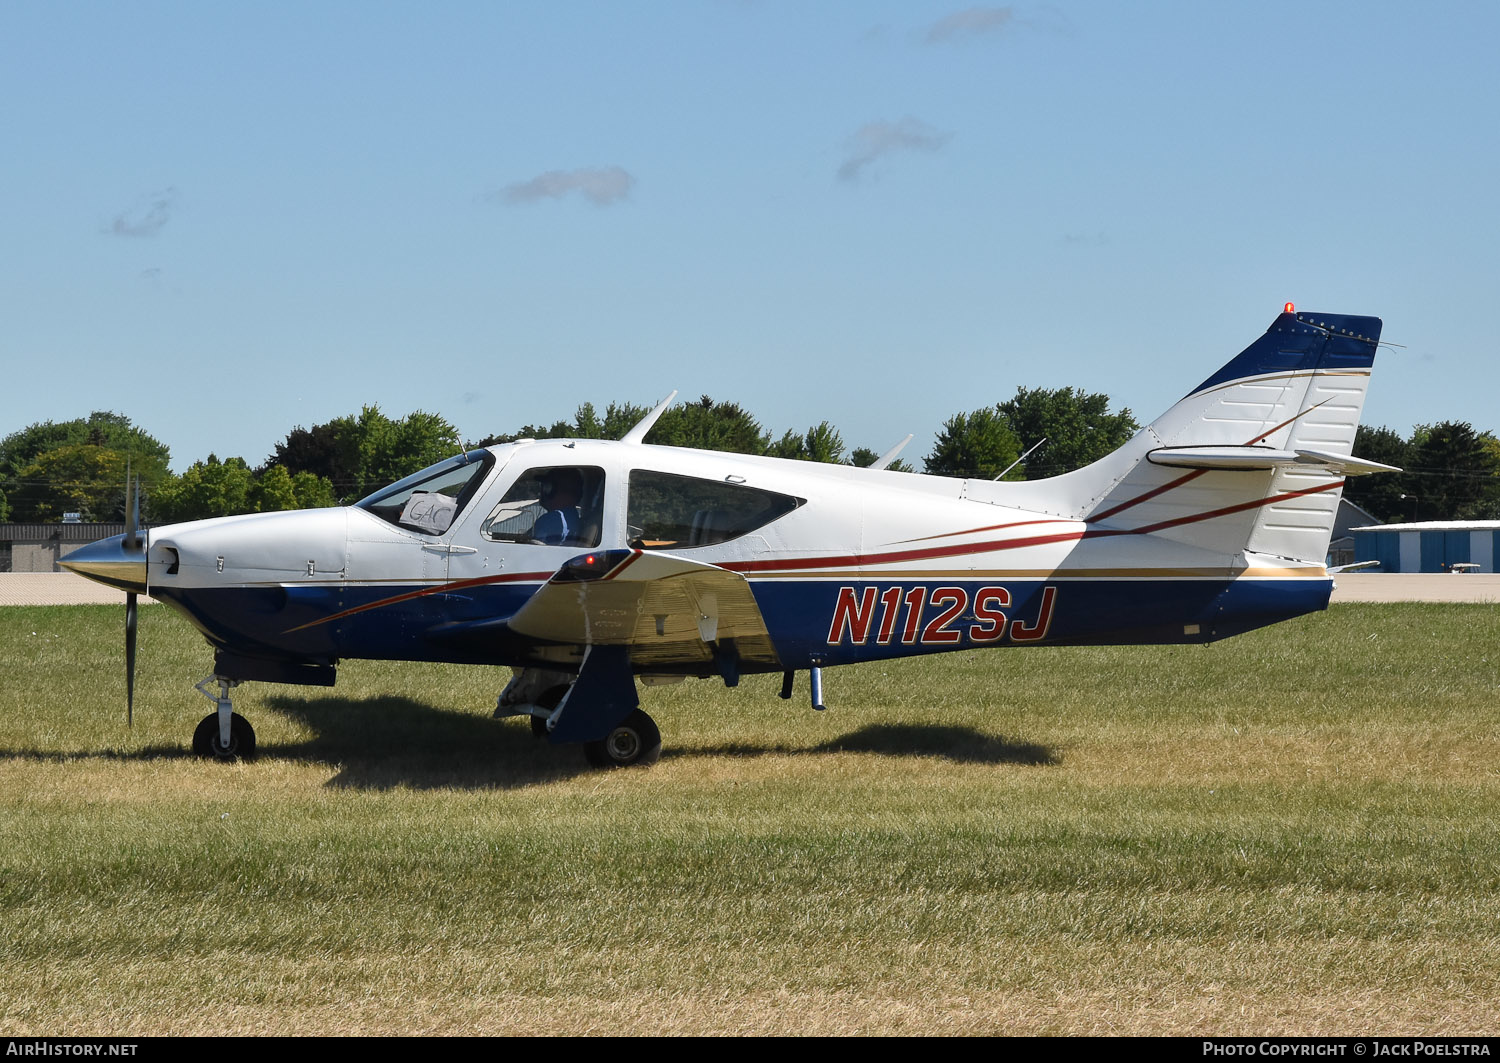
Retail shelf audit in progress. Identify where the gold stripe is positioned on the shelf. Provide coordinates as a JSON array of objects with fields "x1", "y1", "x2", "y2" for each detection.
[{"x1": 744, "y1": 567, "x2": 1328, "y2": 581}]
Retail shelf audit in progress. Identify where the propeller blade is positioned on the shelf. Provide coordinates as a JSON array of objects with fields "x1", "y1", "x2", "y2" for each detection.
[
  {"x1": 124, "y1": 468, "x2": 138, "y2": 551},
  {"x1": 124, "y1": 470, "x2": 140, "y2": 728},
  {"x1": 125, "y1": 591, "x2": 137, "y2": 728}
]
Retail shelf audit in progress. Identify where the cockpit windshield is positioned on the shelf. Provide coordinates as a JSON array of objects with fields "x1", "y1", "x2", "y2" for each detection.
[{"x1": 355, "y1": 450, "x2": 495, "y2": 535}]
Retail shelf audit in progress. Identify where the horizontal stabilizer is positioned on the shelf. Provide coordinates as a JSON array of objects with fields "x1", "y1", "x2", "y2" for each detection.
[
  {"x1": 1293, "y1": 448, "x2": 1401, "y2": 476},
  {"x1": 507, "y1": 549, "x2": 781, "y2": 670},
  {"x1": 1147, "y1": 445, "x2": 1399, "y2": 476}
]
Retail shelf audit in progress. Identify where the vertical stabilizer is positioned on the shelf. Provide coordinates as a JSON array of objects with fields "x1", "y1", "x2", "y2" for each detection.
[{"x1": 976, "y1": 308, "x2": 1383, "y2": 566}]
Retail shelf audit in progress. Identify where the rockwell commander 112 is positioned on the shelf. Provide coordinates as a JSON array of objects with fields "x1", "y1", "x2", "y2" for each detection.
[{"x1": 62, "y1": 305, "x2": 1393, "y2": 768}]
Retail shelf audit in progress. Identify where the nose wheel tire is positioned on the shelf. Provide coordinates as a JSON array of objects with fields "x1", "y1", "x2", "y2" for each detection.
[
  {"x1": 583, "y1": 709, "x2": 662, "y2": 768},
  {"x1": 192, "y1": 712, "x2": 256, "y2": 761}
]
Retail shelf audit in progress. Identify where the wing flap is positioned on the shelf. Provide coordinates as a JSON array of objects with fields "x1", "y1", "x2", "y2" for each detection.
[{"x1": 507, "y1": 550, "x2": 780, "y2": 669}]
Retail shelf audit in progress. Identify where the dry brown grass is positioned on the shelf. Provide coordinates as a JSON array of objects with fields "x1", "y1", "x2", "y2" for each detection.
[{"x1": 2, "y1": 602, "x2": 1499, "y2": 1036}]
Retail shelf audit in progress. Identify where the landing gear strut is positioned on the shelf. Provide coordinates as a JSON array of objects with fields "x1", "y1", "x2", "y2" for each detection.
[{"x1": 192, "y1": 676, "x2": 256, "y2": 760}]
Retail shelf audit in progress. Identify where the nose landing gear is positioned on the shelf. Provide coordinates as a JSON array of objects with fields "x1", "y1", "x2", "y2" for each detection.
[{"x1": 191, "y1": 676, "x2": 256, "y2": 760}]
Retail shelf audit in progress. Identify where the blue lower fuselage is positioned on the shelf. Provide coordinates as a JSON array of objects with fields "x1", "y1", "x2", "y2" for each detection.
[{"x1": 152, "y1": 574, "x2": 1332, "y2": 680}]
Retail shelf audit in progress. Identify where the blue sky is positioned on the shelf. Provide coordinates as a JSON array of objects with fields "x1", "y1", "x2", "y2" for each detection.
[{"x1": 4, "y1": 1, "x2": 1496, "y2": 473}]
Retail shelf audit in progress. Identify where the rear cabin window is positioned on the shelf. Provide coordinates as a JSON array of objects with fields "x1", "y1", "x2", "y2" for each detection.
[
  {"x1": 627, "y1": 470, "x2": 802, "y2": 550},
  {"x1": 480, "y1": 465, "x2": 605, "y2": 548}
]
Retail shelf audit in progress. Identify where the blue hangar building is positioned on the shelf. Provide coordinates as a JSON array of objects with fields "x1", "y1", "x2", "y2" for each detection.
[{"x1": 1352, "y1": 521, "x2": 1500, "y2": 573}]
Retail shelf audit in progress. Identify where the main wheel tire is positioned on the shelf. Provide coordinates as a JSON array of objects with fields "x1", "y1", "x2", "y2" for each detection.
[
  {"x1": 583, "y1": 709, "x2": 662, "y2": 769},
  {"x1": 191, "y1": 712, "x2": 256, "y2": 761}
]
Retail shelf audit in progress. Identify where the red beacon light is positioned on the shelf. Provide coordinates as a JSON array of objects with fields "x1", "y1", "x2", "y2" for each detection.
[{"x1": 1284, "y1": 302, "x2": 1295, "y2": 314}]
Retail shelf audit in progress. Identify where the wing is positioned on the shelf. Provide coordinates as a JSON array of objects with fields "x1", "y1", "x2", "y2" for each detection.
[{"x1": 505, "y1": 549, "x2": 781, "y2": 671}]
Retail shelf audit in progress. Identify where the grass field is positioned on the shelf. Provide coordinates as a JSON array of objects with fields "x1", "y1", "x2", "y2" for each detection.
[{"x1": 2, "y1": 601, "x2": 1498, "y2": 1036}]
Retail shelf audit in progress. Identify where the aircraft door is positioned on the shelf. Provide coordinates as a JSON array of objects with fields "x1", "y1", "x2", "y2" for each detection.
[{"x1": 445, "y1": 460, "x2": 617, "y2": 597}]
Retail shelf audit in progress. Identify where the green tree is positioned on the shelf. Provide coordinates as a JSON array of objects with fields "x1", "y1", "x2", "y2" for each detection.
[
  {"x1": 478, "y1": 396, "x2": 888, "y2": 470},
  {"x1": 578, "y1": 401, "x2": 650, "y2": 440},
  {"x1": 477, "y1": 401, "x2": 652, "y2": 448},
  {"x1": 10, "y1": 445, "x2": 129, "y2": 522},
  {"x1": 1401, "y1": 421, "x2": 1500, "y2": 520},
  {"x1": 151, "y1": 456, "x2": 256, "y2": 523},
  {"x1": 168, "y1": 463, "x2": 339, "y2": 518},
  {"x1": 290, "y1": 470, "x2": 338, "y2": 509},
  {"x1": 765, "y1": 429, "x2": 807, "y2": 461},
  {"x1": 476, "y1": 420, "x2": 573, "y2": 447},
  {"x1": 1, "y1": 412, "x2": 171, "y2": 521},
  {"x1": 1344, "y1": 425, "x2": 1413, "y2": 523},
  {"x1": 924, "y1": 409, "x2": 1023, "y2": 480},
  {"x1": 802, "y1": 422, "x2": 845, "y2": 464},
  {"x1": 849, "y1": 446, "x2": 914, "y2": 473},
  {"x1": 267, "y1": 406, "x2": 461, "y2": 503},
  {"x1": 0, "y1": 412, "x2": 170, "y2": 483},
  {"x1": 766, "y1": 422, "x2": 847, "y2": 464},
  {"x1": 266, "y1": 421, "x2": 351, "y2": 492},
  {"x1": 360, "y1": 409, "x2": 463, "y2": 494},
  {"x1": 996, "y1": 387, "x2": 1138, "y2": 477},
  {"x1": 646, "y1": 396, "x2": 769, "y2": 454},
  {"x1": 249, "y1": 464, "x2": 300, "y2": 512}
]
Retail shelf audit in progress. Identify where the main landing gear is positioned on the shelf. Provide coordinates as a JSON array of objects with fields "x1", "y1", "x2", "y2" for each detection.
[
  {"x1": 513, "y1": 686, "x2": 663, "y2": 766},
  {"x1": 497, "y1": 653, "x2": 664, "y2": 769},
  {"x1": 191, "y1": 676, "x2": 256, "y2": 760},
  {"x1": 584, "y1": 709, "x2": 662, "y2": 769},
  {"x1": 502, "y1": 683, "x2": 664, "y2": 768}
]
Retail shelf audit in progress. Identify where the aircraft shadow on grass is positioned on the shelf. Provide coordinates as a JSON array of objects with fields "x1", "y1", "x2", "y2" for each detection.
[
  {"x1": 269, "y1": 696, "x2": 1063, "y2": 786},
  {"x1": 261, "y1": 698, "x2": 1062, "y2": 787},
  {"x1": 2, "y1": 701, "x2": 1059, "y2": 789},
  {"x1": 679, "y1": 723, "x2": 1060, "y2": 767},
  {"x1": 0, "y1": 698, "x2": 582, "y2": 790},
  {"x1": 262, "y1": 694, "x2": 581, "y2": 791},
  {"x1": 0, "y1": 745, "x2": 202, "y2": 763}
]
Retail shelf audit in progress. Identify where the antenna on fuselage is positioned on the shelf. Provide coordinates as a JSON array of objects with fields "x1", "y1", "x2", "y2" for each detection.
[
  {"x1": 620, "y1": 390, "x2": 679, "y2": 445},
  {"x1": 995, "y1": 436, "x2": 1047, "y2": 480},
  {"x1": 869, "y1": 434, "x2": 913, "y2": 471}
]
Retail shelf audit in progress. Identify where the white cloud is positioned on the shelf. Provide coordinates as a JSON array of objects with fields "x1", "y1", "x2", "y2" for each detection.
[
  {"x1": 108, "y1": 187, "x2": 178, "y2": 237},
  {"x1": 926, "y1": 6, "x2": 1016, "y2": 44},
  {"x1": 837, "y1": 118, "x2": 951, "y2": 183},
  {"x1": 925, "y1": 6, "x2": 1073, "y2": 44},
  {"x1": 491, "y1": 167, "x2": 635, "y2": 207}
]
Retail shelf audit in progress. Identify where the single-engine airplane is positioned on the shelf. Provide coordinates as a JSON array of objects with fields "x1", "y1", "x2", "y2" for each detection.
[{"x1": 62, "y1": 305, "x2": 1393, "y2": 768}]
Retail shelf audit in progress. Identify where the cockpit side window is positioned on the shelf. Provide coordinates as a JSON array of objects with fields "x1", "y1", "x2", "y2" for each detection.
[
  {"x1": 481, "y1": 466, "x2": 605, "y2": 548},
  {"x1": 355, "y1": 450, "x2": 495, "y2": 535},
  {"x1": 627, "y1": 470, "x2": 802, "y2": 550}
]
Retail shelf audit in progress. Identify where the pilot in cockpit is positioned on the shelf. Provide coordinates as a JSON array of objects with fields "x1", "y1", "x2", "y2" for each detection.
[{"x1": 533, "y1": 468, "x2": 584, "y2": 546}]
